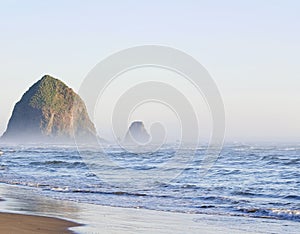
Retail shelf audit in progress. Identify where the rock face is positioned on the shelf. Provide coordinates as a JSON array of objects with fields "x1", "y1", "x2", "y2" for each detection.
[
  {"x1": 124, "y1": 121, "x2": 150, "y2": 144},
  {"x1": 1, "y1": 75, "x2": 96, "y2": 143}
]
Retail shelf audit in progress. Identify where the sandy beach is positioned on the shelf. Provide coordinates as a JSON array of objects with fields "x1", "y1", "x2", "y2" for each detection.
[{"x1": 0, "y1": 212, "x2": 80, "y2": 234}]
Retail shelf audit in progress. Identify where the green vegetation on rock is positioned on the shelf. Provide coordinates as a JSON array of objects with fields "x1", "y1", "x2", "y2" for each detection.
[{"x1": 30, "y1": 76, "x2": 74, "y2": 112}]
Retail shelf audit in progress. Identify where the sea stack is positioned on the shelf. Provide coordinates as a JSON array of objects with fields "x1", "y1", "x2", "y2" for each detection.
[
  {"x1": 1, "y1": 75, "x2": 96, "y2": 143},
  {"x1": 124, "y1": 121, "x2": 150, "y2": 144}
]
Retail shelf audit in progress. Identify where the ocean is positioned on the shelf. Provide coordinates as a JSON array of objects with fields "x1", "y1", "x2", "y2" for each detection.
[{"x1": 0, "y1": 143, "x2": 299, "y2": 223}]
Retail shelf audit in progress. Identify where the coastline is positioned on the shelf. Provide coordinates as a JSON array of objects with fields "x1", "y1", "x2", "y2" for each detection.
[{"x1": 0, "y1": 183, "x2": 300, "y2": 234}]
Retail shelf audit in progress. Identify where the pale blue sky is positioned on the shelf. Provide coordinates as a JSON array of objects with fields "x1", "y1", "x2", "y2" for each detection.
[{"x1": 0, "y1": 0, "x2": 299, "y2": 142}]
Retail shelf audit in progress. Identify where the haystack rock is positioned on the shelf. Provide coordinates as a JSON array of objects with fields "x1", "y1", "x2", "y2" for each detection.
[
  {"x1": 124, "y1": 121, "x2": 150, "y2": 144},
  {"x1": 1, "y1": 75, "x2": 96, "y2": 143}
]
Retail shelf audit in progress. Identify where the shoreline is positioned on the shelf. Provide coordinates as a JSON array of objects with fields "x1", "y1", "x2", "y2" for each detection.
[
  {"x1": 0, "y1": 184, "x2": 300, "y2": 234},
  {"x1": 0, "y1": 212, "x2": 80, "y2": 234}
]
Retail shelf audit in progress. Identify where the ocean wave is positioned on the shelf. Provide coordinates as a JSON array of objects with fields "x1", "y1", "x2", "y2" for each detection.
[
  {"x1": 239, "y1": 207, "x2": 300, "y2": 221},
  {"x1": 282, "y1": 158, "x2": 300, "y2": 165},
  {"x1": 284, "y1": 195, "x2": 300, "y2": 200},
  {"x1": 0, "y1": 180, "x2": 50, "y2": 188},
  {"x1": 51, "y1": 186, "x2": 70, "y2": 192},
  {"x1": 232, "y1": 190, "x2": 259, "y2": 197},
  {"x1": 269, "y1": 208, "x2": 300, "y2": 220},
  {"x1": 69, "y1": 189, "x2": 149, "y2": 197},
  {"x1": 282, "y1": 147, "x2": 299, "y2": 151},
  {"x1": 29, "y1": 160, "x2": 86, "y2": 168},
  {"x1": 261, "y1": 155, "x2": 284, "y2": 161}
]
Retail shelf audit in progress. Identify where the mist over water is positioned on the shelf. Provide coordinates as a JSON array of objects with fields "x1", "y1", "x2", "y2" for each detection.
[{"x1": 0, "y1": 143, "x2": 299, "y2": 222}]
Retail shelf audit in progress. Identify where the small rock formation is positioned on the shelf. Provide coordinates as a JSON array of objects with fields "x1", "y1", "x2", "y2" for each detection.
[
  {"x1": 124, "y1": 121, "x2": 150, "y2": 144},
  {"x1": 1, "y1": 75, "x2": 96, "y2": 143}
]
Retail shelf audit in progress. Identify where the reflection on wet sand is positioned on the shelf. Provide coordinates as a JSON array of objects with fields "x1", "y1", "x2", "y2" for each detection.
[{"x1": 0, "y1": 184, "x2": 80, "y2": 221}]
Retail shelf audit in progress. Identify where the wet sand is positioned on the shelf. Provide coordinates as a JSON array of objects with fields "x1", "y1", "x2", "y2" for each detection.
[{"x1": 0, "y1": 212, "x2": 80, "y2": 234}]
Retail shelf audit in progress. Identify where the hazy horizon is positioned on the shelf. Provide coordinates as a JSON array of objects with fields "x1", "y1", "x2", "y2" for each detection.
[{"x1": 0, "y1": 1, "x2": 299, "y2": 143}]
